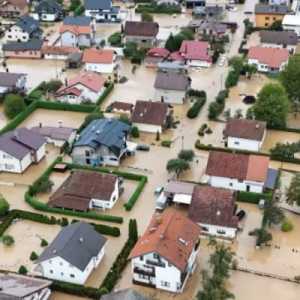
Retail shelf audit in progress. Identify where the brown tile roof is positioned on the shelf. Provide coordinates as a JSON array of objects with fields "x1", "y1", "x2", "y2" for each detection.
[
  {"x1": 59, "y1": 24, "x2": 91, "y2": 35},
  {"x1": 110, "y1": 101, "x2": 134, "y2": 112},
  {"x1": 42, "y1": 45, "x2": 80, "y2": 56},
  {"x1": 131, "y1": 100, "x2": 168, "y2": 126},
  {"x1": 154, "y1": 71, "x2": 190, "y2": 91},
  {"x1": 188, "y1": 186, "x2": 238, "y2": 228},
  {"x1": 130, "y1": 209, "x2": 200, "y2": 272},
  {"x1": 48, "y1": 170, "x2": 118, "y2": 212},
  {"x1": 124, "y1": 21, "x2": 159, "y2": 37},
  {"x1": 82, "y1": 48, "x2": 114, "y2": 64},
  {"x1": 0, "y1": 0, "x2": 28, "y2": 9},
  {"x1": 206, "y1": 151, "x2": 269, "y2": 182},
  {"x1": 223, "y1": 118, "x2": 266, "y2": 141}
]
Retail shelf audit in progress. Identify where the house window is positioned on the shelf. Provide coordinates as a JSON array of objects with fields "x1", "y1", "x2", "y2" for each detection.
[
  {"x1": 85, "y1": 150, "x2": 90, "y2": 156},
  {"x1": 50, "y1": 270, "x2": 53, "y2": 274},
  {"x1": 234, "y1": 141, "x2": 239, "y2": 145},
  {"x1": 153, "y1": 253, "x2": 159, "y2": 259},
  {"x1": 229, "y1": 182, "x2": 233, "y2": 187},
  {"x1": 161, "y1": 281, "x2": 170, "y2": 287},
  {"x1": 59, "y1": 262, "x2": 63, "y2": 266},
  {"x1": 70, "y1": 274, "x2": 75, "y2": 278},
  {"x1": 140, "y1": 255, "x2": 144, "y2": 261},
  {"x1": 202, "y1": 226, "x2": 208, "y2": 232},
  {"x1": 217, "y1": 229, "x2": 226, "y2": 235},
  {"x1": 61, "y1": 272, "x2": 64, "y2": 276}
]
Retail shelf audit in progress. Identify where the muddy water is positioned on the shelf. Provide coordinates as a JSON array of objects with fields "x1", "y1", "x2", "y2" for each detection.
[
  {"x1": 0, "y1": 220, "x2": 60, "y2": 272},
  {"x1": 287, "y1": 113, "x2": 300, "y2": 129},
  {"x1": 50, "y1": 293, "x2": 88, "y2": 300},
  {"x1": 0, "y1": 104, "x2": 8, "y2": 130}
]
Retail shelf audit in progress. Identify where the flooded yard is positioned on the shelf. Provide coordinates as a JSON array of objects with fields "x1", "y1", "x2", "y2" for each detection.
[
  {"x1": 0, "y1": 103, "x2": 8, "y2": 130},
  {"x1": 0, "y1": 220, "x2": 61, "y2": 273}
]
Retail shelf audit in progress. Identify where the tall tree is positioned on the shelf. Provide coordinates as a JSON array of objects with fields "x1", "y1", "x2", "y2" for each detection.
[
  {"x1": 4, "y1": 93, "x2": 26, "y2": 119},
  {"x1": 250, "y1": 83, "x2": 289, "y2": 128},
  {"x1": 286, "y1": 173, "x2": 300, "y2": 206},
  {"x1": 263, "y1": 198, "x2": 285, "y2": 227}
]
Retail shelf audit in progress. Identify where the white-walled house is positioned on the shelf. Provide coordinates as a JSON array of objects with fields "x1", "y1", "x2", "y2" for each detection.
[
  {"x1": 31, "y1": 0, "x2": 63, "y2": 22},
  {"x1": 205, "y1": 151, "x2": 270, "y2": 193},
  {"x1": 130, "y1": 210, "x2": 200, "y2": 293},
  {"x1": 48, "y1": 170, "x2": 120, "y2": 211},
  {"x1": 223, "y1": 118, "x2": 266, "y2": 152},
  {"x1": 83, "y1": 48, "x2": 116, "y2": 74},
  {"x1": 84, "y1": 0, "x2": 121, "y2": 22},
  {"x1": 282, "y1": 15, "x2": 300, "y2": 36},
  {"x1": 0, "y1": 72, "x2": 27, "y2": 95},
  {"x1": 0, "y1": 128, "x2": 46, "y2": 173},
  {"x1": 164, "y1": 181, "x2": 195, "y2": 205},
  {"x1": 189, "y1": 186, "x2": 238, "y2": 239},
  {"x1": 35, "y1": 222, "x2": 107, "y2": 285}
]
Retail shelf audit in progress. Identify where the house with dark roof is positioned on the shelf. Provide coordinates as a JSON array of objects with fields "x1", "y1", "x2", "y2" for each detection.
[
  {"x1": 5, "y1": 15, "x2": 42, "y2": 42},
  {"x1": 255, "y1": 4, "x2": 288, "y2": 28},
  {"x1": 31, "y1": 0, "x2": 63, "y2": 22},
  {"x1": 0, "y1": 0, "x2": 29, "y2": 18},
  {"x1": 0, "y1": 273, "x2": 52, "y2": 300},
  {"x1": 84, "y1": 0, "x2": 121, "y2": 23},
  {"x1": 35, "y1": 222, "x2": 107, "y2": 284},
  {"x1": 0, "y1": 72, "x2": 27, "y2": 95},
  {"x1": 189, "y1": 185, "x2": 238, "y2": 239},
  {"x1": 108, "y1": 101, "x2": 134, "y2": 116},
  {"x1": 259, "y1": 30, "x2": 297, "y2": 53},
  {"x1": 48, "y1": 170, "x2": 120, "y2": 211},
  {"x1": 205, "y1": 151, "x2": 270, "y2": 193},
  {"x1": 102, "y1": 289, "x2": 150, "y2": 300},
  {"x1": 130, "y1": 209, "x2": 200, "y2": 293},
  {"x1": 3, "y1": 39, "x2": 43, "y2": 59},
  {"x1": 0, "y1": 128, "x2": 46, "y2": 173},
  {"x1": 131, "y1": 100, "x2": 169, "y2": 133},
  {"x1": 154, "y1": 71, "x2": 191, "y2": 104},
  {"x1": 72, "y1": 118, "x2": 131, "y2": 166},
  {"x1": 124, "y1": 21, "x2": 159, "y2": 47},
  {"x1": 60, "y1": 16, "x2": 95, "y2": 47},
  {"x1": 223, "y1": 118, "x2": 266, "y2": 151}
]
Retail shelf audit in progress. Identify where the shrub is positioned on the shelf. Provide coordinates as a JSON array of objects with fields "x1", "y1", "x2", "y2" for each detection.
[
  {"x1": 187, "y1": 89, "x2": 206, "y2": 98},
  {"x1": 2, "y1": 235, "x2": 14, "y2": 246},
  {"x1": 41, "y1": 239, "x2": 48, "y2": 247},
  {"x1": 225, "y1": 70, "x2": 239, "y2": 88},
  {"x1": 124, "y1": 177, "x2": 147, "y2": 211},
  {"x1": 178, "y1": 149, "x2": 194, "y2": 161},
  {"x1": 0, "y1": 194, "x2": 9, "y2": 217},
  {"x1": 206, "y1": 127, "x2": 213, "y2": 134},
  {"x1": 161, "y1": 140, "x2": 172, "y2": 147},
  {"x1": 4, "y1": 93, "x2": 26, "y2": 119},
  {"x1": 281, "y1": 219, "x2": 294, "y2": 232},
  {"x1": 131, "y1": 126, "x2": 140, "y2": 138},
  {"x1": 135, "y1": 3, "x2": 181, "y2": 14},
  {"x1": 30, "y1": 251, "x2": 39, "y2": 261},
  {"x1": 237, "y1": 191, "x2": 273, "y2": 204},
  {"x1": 18, "y1": 265, "x2": 28, "y2": 275},
  {"x1": 92, "y1": 223, "x2": 120, "y2": 237},
  {"x1": 187, "y1": 97, "x2": 206, "y2": 119},
  {"x1": 108, "y1": 32, "x2": 122, "y2": 47},
  {"x1": 208, "y1": 101, "x2": 224, "y2": 120}
]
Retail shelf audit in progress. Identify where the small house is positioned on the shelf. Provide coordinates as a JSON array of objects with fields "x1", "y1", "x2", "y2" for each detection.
[
  {"x1": 282, "y1": 14, "x2": 300, "y2": 36},
  {"x1": 3, "y1": 39, "x2": 43, "y2": 59},
  {"x1": 0, "y1": 0, "x2": 29, "y2": 18},
  {"x1": 254, "y1": 4, "x2": 288, "y2": 28},
  {"x1": 164, "y1": 180, "x2": 195, "y2": 205},
  {"x1": 42, "y1": 45, "x2": 80, "y2": 60},
  {"x1": 84, "y1": 0, "x2": 121, "y2": 22},
  {"x1": 0, "y1": 72, "x2": 27, "y2": 95},
  {"x1": 31, "y1": 0, "x2": 63, "y2": 22}
]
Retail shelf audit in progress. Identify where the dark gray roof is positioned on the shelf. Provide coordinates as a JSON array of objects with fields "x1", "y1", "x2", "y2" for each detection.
[
  {"x1": 74, "y1": 119, "x2": 131, "y2": 156},
  {"x1": 3, "y1": 39, "x2": 43, "y2": 51},
  {"x1": 63, "y1": 16, "x2": 92, "y2": 26},
  {"x1": 0, "y1": 128, "x2": 46, "y2": 159},
  {"x1": 255, "y1": 4, "x2": 289, "y2": 14},
  {"x1": 31, "y1": 126, "x2": 75, "y2": 141},
  {"x1": 16, "y1": 15, "x2": 40, "y2": 34},
  {"x1": 36, "y1": 222, "x2": 107, "y2": 271},
  {"x1": 260, "y1": 30, "x2": 298, "y2": 45},
  {"x1": 0, "y1": 72, "x2": 26, "y2": 88},
  {"x1": 154, "y1": 71, "x2": 190, "y2": 91},
  {"x1": 84, "y1": 0, "x2": 112, "y2": 10},
  {"x1": 35, "y1": 0, "x2": 63, "y2": 14},
  {"x1": 102, "y1": 289, "x2": 150, "y2": 300}
]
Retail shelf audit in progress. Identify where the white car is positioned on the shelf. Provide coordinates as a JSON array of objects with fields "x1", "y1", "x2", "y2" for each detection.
[{"x1": 218, "y1": 56, "x2": 226, "y2": 67}]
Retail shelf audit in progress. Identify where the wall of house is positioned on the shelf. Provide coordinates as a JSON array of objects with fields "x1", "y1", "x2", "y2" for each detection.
[
  {"x1": 3, "y1": 50, "x2": 42, "y2": 59},
  {"x1": 199, "y1": 222, "x2": 237, "y2": 239},
  {"x1": 125, "y1": 36, "x2": 156, "y2": 48},
  {"x1": 186, "y1": 59, "x2": 211, "y2": 68},
  {"x1": 24, "y1": 287, "x2": 51, "y2": 300},
  {"x1": 269, "y1": 0, "x2": 288, "y2": 5},
  {"x1": 154, "y1": 88, "x2": 186, "y2": 104},
  {"x1": 208, "y1": 175, "x2": 264, "y2": 193},
  {"x1": 255, "y1": 14, "x2": 284, "y2": 28},
  {"x1": 78, "y1": 34, "x2": 92, "y2": 47},
  {"x1": 31, "y1": 13, "x2": 57, "y2": 22},
  {"x1": 227, "y1": 136, "x2": 263, "y2": 152},
  {"x1": 85, "y1": 9, "x2": 121, "y2": 22},
  {"x1": 61, "y1": 31, "x2": 79, "y2": 47},
  {"x1": 36, "y1": 144, "x2": 46, "y2": 162},
  {"x1": 260, "y1": 42, "x2": 296, "y2": 53},
  {"x1": 5, "y1": 25, "x2": 29, "y2": 42},
  {"x1": 44, "y1": 53, "x2": 69, "y2": 60},
  {"x1": 85, "y1": 62, "x2": 115, "y2": 74},
  {"x1": 133, "y1": 122, "x2": 163, "y2": 134},
  {"x1": 248, "y1": 58, "x2": 287, "y2": 73},
  {"x1": 282, "y1": 23, "x2": 300, "y2": 36},
  {"x1": 0, "y1": 150, "x2": 31, "y2": 173},
  {"x1": 0, "y1": 86, "x2": 9, "y2": 94}
]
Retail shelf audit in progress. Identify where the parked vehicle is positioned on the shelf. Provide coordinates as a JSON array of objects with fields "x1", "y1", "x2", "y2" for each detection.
[
  {"x1": 154, "y1": 186, "x2": 164, "y2": 195},
  {"x1": 236, "y1": 210, "x2": 246, "y2": 221},
  {"x1": 156, "y1": 193, "x2": 167, "y2": 211},
  {"x1": 136, "y1": 144, "x2": 150, "y2": 151}
]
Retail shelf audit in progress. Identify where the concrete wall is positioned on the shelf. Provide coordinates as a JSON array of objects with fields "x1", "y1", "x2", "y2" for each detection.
[
  {"x1": 85, "y1": 62, "x2": 115, "y2": 74},
  {"x1": 133, "y1": 122, "x2": 163, "y2": 133},
  {"x1": 154, "y1": 88, "x2": 186, "y2": 104},
  {"x1": 227, "y1": 136, "x2": 263, "y2": 152},
  {"x1": 199, "y1": 222, "x2": 237, "y2": 239}
]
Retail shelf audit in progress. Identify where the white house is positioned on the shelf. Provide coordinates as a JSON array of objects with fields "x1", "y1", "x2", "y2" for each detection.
[
  {"x1": 130, "y1": 210, "x2": 201, "y2": 293},
  {"x1": 223, "y1": 118, "x2": 267, "y2": 152},
  {"x1": 42, "y1": 45, "x2": 80, "y2": 61},
  {"x1": 189, "y1": 185, "x2": 239, "y2": 239},
  {"x1": 282, "y1": 14, "x2": 300, "y2": 35},
  {"x1": 0, "y1": 128, "x2": 46, "y2": 173},
  {"x1": 84, "y1": 0, "x2": 121, "y2": 22},
  {"x1": 83, "y1": 48, "x2": 116, "y2": 74},
  {"x1": 35, "y1": 222, "x2": 107, "y2": 285},
  {"x1": 48, "y1": 170, "x2": 120, "y2": 211},
  {"x1": 205, "y1": 151, "x2": 270, "y2": 193},
  {"x1": 0, "y1": 72, "x2": 27, "y2": 95},
  {"x1": 131, "y1": 100, "x2": 169, "y2": 134},
  {"x1": 164, "y1": 181, "x2": 195, "y2": 205},
  {"x1": 247, "y1": 46, "x2": 289, "y2": 73},
  {"x1": 31, "y1": 0, "x2": 63, "y2": 22},
  {"x1": 0, "y1": 273, "x2": 52, "y2": 300},
  {"x1": 56, "y1": 71, "x2": 105, "y2": 104}
]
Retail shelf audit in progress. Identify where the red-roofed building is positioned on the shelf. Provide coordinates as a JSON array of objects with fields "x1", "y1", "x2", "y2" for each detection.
[
  {"x1": 130, "y1": 209, "x2": 200, "y2": 293},
  {"x1": 247, "y1": 46, "x2": 289, "y2": 73},
  {"x1": 56, "y1": 71, "x2": 106, "y2": 104},
  {"x1": 42, "y1": 45, "x2": 80, "y2": 60},
  {"x1": 83, "y1": 48, "x2": 116, "y2": 74},
  {"x1": 179, "y1": 40, "x2": 212, "y2": 68},
  {"x1": 145, "y1": 48, "x2": 170, "y2": 67}
]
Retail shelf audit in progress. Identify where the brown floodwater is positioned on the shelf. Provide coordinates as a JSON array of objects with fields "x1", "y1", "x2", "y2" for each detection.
[{"x1": 0, "y1": 104, "x2": 8, "y2": 130}]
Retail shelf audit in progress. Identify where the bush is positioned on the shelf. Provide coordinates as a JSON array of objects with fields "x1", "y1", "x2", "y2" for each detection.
[
  {"x1": 0, "y1": 194, "x2": 9, "y2": 217},
  {"x1": 18, "y1": 265, "x2": 28, "y2": 275},
  {"x1": 2, "y1": 235, "x2": 14, "y2": 246},
  {"x1": 187, "y1": 89, "x2": 207, "y2": 98},
  {"x1": 187, "y1": 97, "x2": 206, "y2": 119},
  {"x1": 4, "y1": 93, "x2": 26, "y2": 119},
  {"x1": 40, "y1": 80, "x2": 63, "y2": 93},
  {"x1": 161, "y1": 140, "x2": 172, "y2": 147},
  {"x1": 92, "y1": 223, "x2": 120, "y2": 237},
  {"x1": 237, "y1": 191, "x2": 273, "y2": 204},
  {"x1": 281, "y1": 219, "x2": 294, "y2": 232},
  {"x1": 178, "y1": 149, "x2": 194, "y2": 161},
  {"x1": 96, "y1": 82, "x2": 114, "y2": 106},
  {"x1": 131, "y1": 126, "x2": 140, "y2": 138},
  {"x1": 135, "y1": 3, "x2": 181, "y2": 14},
  {"x1": 208, "y1": 89, "x2": 229, "y2": 120},
  {"x1": 41, "y1": 239, "x2": 48, "y2": 247},
  {"x1": 30, "y1": 251, "x2": 39, "y2": 261},
  {"x1": 108, "y1": 32, "x2": 122, "y2": 47},
  {"x1": 225, "y1": 70, "x2": 239, "y2": 88},
  {"x1": 124, "y1": 177, "x2": 147, "y2": 211}
]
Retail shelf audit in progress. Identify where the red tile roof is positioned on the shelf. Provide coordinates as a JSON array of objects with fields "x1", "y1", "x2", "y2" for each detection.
[
  {"x1": 248, "y1": 46, "x2": 289, "y2": 69},
  {"x1": 179, "y1": 40, "x2": 212, "y2": 62},
  {"x1": 189, "y1": 186, "x2": 238, "y2": 228},
  {"x1": 82, "y1": 48, "x2": 114, "y2": 64},
  {"x1": 147, "y1": 47, "x2": 170, "y2": 58},
  {"x1": 42, "y1": 45, "x2": 80, "y2": 56},
  {"x1": 169, "y1": 51, "x2": 185, "y2": 62},
  {"x1": 59, "y1": 24, "x2": 91, "y2": 35},
  {"x1": 130, "y1": 209, "x2": 200, "y2": 272},
  {"x1": 206, "y1": 151, "x2": 269, "y2": 182}
]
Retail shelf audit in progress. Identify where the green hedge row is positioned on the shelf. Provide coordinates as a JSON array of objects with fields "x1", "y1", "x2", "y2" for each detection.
[
  {"x1": 187, "y1": 98, "x2": 206, "y2": 119},
  {"x1": 135, "y1": 3, "x2": 181, "y2": 14},
  {"x1": 124, "y1": 176, "x2": 147, "y2": 211},
  {"x1": 91, "y1": 222, "x2": 120, "y2": 237},
  {"x1": 96, "y1": 83, "x2": 114, "y2": 107},
  {"x1": 237, "y1": 191, "x2": 273, "y2": 204}
]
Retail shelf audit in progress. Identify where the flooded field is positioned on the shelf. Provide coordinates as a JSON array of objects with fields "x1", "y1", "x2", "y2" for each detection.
[
  {"x1": 0, "y1": 103, "x2": 8, "y2": 129},
  {"x1": 0, "y1": 220, "x2": 60, "y2": 273},
  {"x1": 50, "y1": 293, "x2": 88, "y2": 300},
  {"x1": 18, "y1": 108, "x2": 88, "y2": 129}
]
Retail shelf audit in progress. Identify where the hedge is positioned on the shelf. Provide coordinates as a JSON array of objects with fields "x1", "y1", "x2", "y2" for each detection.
[
  {"x1": 135, "y1": 3, "x2": 181, "y2": 14},
  {"x1": 96, "y1": 82, "x2": 114, "y2": 107},
  {"x1": 124, "y1": 176, "x2": 147, "y2": 211},
  {"x1": 237, "y1": 191, "x2": 273, "y2": 204},
  {"x1": 187, "y1": 97, "x2": 206, "y2": 119},
  {"x1": 91, "y1": 223, "x2": 120, "y2": 237}
]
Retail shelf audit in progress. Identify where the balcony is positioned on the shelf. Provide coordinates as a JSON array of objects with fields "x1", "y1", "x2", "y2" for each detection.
[
  {"x1": 146, "y1": 259, "x2": 166, "y2": 268},
  {"x1": 133, "y1": 266, "x2": 155, "y2": 277}
]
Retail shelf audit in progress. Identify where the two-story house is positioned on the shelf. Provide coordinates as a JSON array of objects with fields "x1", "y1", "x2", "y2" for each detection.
[
  {"x1": 31, "y1": 0, "x2": 63, "y2": 22},
  {"x1": 282, "y1": 14, "x2": 300, "y2": 36},
  {"x1": 254, "y1": 4, "x2": 288, "y2": 28},
  {"x1": 48, "y1": 170, "x2": 121, "y2": 211},
  {"x1": 130, "y1": 209, "x2": 201, "y2": 293},
  {"x1": 84, "y1": 0, "x2": 121, "y2": 22},
  {"x1": 35, "y1": 222, "x2": 107, "y2": 284},
  {"x1": 0, "y1": 0, "x2": 29, "y2": 18},
  {"x1": 72, "y1": 118, "x2": 131, "y2": 166}
]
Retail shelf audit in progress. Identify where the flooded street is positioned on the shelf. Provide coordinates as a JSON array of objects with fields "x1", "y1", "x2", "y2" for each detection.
[{"x1": 0, "y1": 104, "x2": 8, "y2": 130}]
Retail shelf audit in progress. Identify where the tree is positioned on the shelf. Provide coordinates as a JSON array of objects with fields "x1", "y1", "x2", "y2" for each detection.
[
  {"x1": 108, "y1": 32, "x2": 122, "y2": 47},
  {"x1": 251, "y1": 83, "x2": 289, "y2": 128},
  {"x1": 4, "y1": 93, "x2": 26, "y2": 119},
  {"x1": 131, "y1": 126, "x2": 140, "y2": 138},
  {"x1": 141, "y1": 12, "x2": 153, "y2": 22},
  {"x1": 178, "y1": 149, "x2": 194, "y2": 161},
  {"x1": 269, "y1": 20, "x2": 283, "y2": 31},
  {"x1": 156, "y1": 130, "x2": 160, "y2": 141},
  {"x1": 229, "y1": 56, "x2": 244, "y2": 73},
  {"x1": 165, "y1": 34, "x2": 180, "y2": 52},
  {"x1": 250, "y1": 228, "x2": 272, "y2": 246},
  {"x1": 225, "y1": 70, "x2": 239, "y2": 88},
  {"x1": 263, "y1": 198, "x2": 285, "y2": 227},
  {"x1": 280, "y1": 55, "x2": 300, "y2": 113},
  {"x1": 30, "y1": 251, "x2": 39, "y2": 261},
  {"x1": 0, "y1": 194, "x2": 9, "y2": 217},
  {"x1": 41, "y1": 239, "x2": 48, "y2": 247},
  {"x1": 2, "y1": 235, "x2": 14, "y2": 246},
  {"x1": 18, "y1": 265, "x2": 28, "y2": 275},
  {"x1": 166, "y1": 159, "x2": 190, "y2": 176},
  {"x1": 129, "y1": 219, "x2": 138, "y2": 243},
  {"x1": 243, "y1": 64, "x2": 257, "y2": 79},
  {"x1": 286, "y1": 173, "x2": 300, "y2": 206}
]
